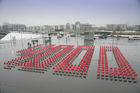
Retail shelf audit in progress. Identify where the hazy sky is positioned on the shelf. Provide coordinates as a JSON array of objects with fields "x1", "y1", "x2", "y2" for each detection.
[{"x1": 0, "y1": 0, "x2": 140, "y2": 26}]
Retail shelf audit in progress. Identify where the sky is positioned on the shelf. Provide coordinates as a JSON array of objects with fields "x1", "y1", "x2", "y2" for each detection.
[{"x1": 0, "y1": 0, "x2": 140, "y2": 26}]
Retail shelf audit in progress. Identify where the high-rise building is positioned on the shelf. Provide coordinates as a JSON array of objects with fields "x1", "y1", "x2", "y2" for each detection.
[
  {"x1": 12, "y1": 24, "x2": 26, "y2": 31},
  {"x1": 127, "y1": 25, "x2": 135, "y2": 31},
  {"x1": 71, "y1": 24, "x2": 76, "y2": 31},
  {"x1": 2, "y1": 23, "x2": 26, "y2": 32},
  {"x1": 80, "y1": 24, "x2": 92, "y2": 31},
  {"x1": 75, "y1": 21, "x2": 93, "y2": 31},
  {"x1": 119, "y1": 24, "x2": 127, "y2": 31},
  {"x1": 66, "y1": 23, "x2": 71, "y2": 31},
  {"x1": 60, "y1": 25, "x2": 64, "y2": 31},
  {"x1": 0, "y1": 26, "x2": 2, "y2": 31},
  {"x1": 55, "y1": 25, "x2": 59, "y2": 31},
  {"x1": 27, "y1": 26, "x2": 34, "y2": 32},
  {"x1": 33, "y1": 26, "x2": 41, "y2": 32},
  {"x1": 106, "y1": 24, "x2": 127, "y2": 31},
  {"x1": 50, "y1": 26, "x2": 55, "y2": 31},
  {"x1": 27, "y1": 26, "x2": 42, "y2": 32},
  {"x1": 75, "y1": 21, "x2": 81, "y2": 31},
  {"x1": 2, "y1": 23, "x2": 13, "y2": 31},
  {"x1": 135, "y1": 25, "x2": 140, "y2": 31},
  {"x1": 84, "y1": 32, "x2": 94, "y2": 45},
  {"x1": 44, "y1": 25, "x2": 52, "y2": 31}
]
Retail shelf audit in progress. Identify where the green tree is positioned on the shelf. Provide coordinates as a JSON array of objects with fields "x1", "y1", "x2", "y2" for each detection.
[
  {"x1": 119, "y1": 32, "x2": 123, "y2": 35},
  {"x1": 111, "y1": 31, "x2": 116, "y2": 36}
]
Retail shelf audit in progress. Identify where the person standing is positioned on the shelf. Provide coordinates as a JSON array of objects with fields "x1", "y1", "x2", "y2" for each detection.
[
  {"x1": 28, "y1": 42, "x2": 30, "y2": 48},
  {"x1": 33, "y1": 41, "x2": 35, "y2": 46}
]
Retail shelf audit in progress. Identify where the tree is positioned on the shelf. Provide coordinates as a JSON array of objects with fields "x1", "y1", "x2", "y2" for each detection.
[
  {"x1": 119, "y1": 32, "x2": 123, "y2": 35},
  {"x1": 111, "y1": 31, "x2": 116, "y2": 36}
]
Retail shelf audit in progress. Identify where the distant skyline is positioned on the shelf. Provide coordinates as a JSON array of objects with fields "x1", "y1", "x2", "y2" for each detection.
[{"x1": 0, "y1": 0, "x2": 140, "y2": 26}]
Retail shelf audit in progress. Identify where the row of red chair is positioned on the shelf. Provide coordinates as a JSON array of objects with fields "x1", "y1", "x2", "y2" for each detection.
[
  {"x1": 16, "y1": 44, "x2": 44, "y2": 54},
  {"x1": 75, "y1": 46, "x2": 94, "y2": 74},
  {"x1": 97, "y1": 46, "x2": 138, "y2": 80},
  {"x1": 17, "y1": 45, "x2": 63, "y2": 67},
  {"x1": 33, "y1": 45, "x2": 63, "y2": 62},
  {"x1": 113, "y1": 46, "x2": 137, "y2": 78},
  {"x1": 4, "y1": 57, "x2": 21, "y2": 66},
  {"x1": 17, "y1": 44, "x2": 55, "y2": 62},
  {"x1": 18, "y1": 45, "x2": 74, "y2": 72},
  {"x1": 52, "y1": 46, "x2": 83, "y2": 72},
  {"x1": 52, "y1": 46, "x2": 94, "y2": 77},
  {"x1": 4, "y1": 44, "x2": 56, "y2": 68},
  {"x1": 97, "y1": 46, "x2": 109, "y2": 76},
  {"x1": 26, "y1": 44, "x2": 55, "y2": 56}
]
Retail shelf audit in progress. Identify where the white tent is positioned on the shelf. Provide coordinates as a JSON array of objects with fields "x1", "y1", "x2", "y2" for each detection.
[{"x1": 0, "y1": 32, "x2": 42, "y2": 41}]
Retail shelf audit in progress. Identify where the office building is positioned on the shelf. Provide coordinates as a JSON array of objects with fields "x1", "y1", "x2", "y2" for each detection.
[
  {"x1": 2, "y1": 23, "x2": 26, "y2": 32},
  {"x1": 135, "y1": 25, "x2": 140, "y2": 31},
  {"x1": 66, "y1": 23, "x2": 71, "y2": 31},
  {"x1": 106, "y1": 24, "x2": 127, "y2": 31}
]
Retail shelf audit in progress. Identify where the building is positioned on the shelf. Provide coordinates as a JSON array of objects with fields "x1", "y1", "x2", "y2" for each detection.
[
  {"x1": 106, "y1": 24, "x2": 127, "y2": 31},
  {"x1": 127, "y1": 25, "x2": 135, "y2": 31},
  {"x1": 31, "y1": 26, "x2": 41, "y2": 32},
  {"x1": 44, "y1": 25, "x2": 52, "y2": 32},
  {"x1": 27, "y1": 26, "x2": 42, "y2": 32},
  {"x1": 27, "y1": 26, "x2": 34, "y2": 32},
  {"x1": 55, "y1": 25, "x2": 59, "y2": 31},
  {"x1": 75, "y1": 21, "x2": 93, "y2": 31},
  {"x1": 12, "y1": 24, "x2": 26, "y2": 31},
  {"x1": 71, "y1": 24, "x2": 76, "y2": 31},
  {"x1": 135, "y1": 25, "x2": 140, "y2": 31},
  {"x1": 60, "y1": 25, "x2": 64, "y2": 31},
  {"x1": 84, "y1": 32, "x2": 94, "y2": 46},
  {"x1": 2, "y1": 23, "x2": 13, "y2": 31},
  {"x1": 80, "y1": 24, "x2": 92, "y2": 31},
  {"x1": 2, "y1": 23, "x2": 26, "y2": 32},
  {"x1": 0, "y1": 26, "x2": 2, "y2": 31},
  {"x1": 27, "y1": 25, "x2": 56, "y2": 32},
  {"x1": 106, "y1": 24, "x2": 117, "y2": 31},
  {"x1": 119, "y1": 24, "x2": 127, "y2": 31},
  {"x1": 75, "y1": 21, "x2": 81, "y2": 31},
  {"x1": 65, "y1": 23, "x2": 71, "y2": 31}
]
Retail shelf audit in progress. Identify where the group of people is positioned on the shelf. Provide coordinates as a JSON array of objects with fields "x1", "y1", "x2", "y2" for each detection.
[
  {"x1": 27, "y1": 40, "x2": 38, "y2": 48},
  {"x1": 27, "y1": 42, "x2": 32, "y2": 48}
]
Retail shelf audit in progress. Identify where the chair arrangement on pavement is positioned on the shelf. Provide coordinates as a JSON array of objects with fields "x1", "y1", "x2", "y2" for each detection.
[
  {"x1": 52, "y1": 46, "x2": 95, "y2": 78},
  {"x1": 3, "y1": 44, "x2": 137, "y2": 82},
  {"x1": 97, "y1": 46, "x2": 138, "y2": 83}
]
